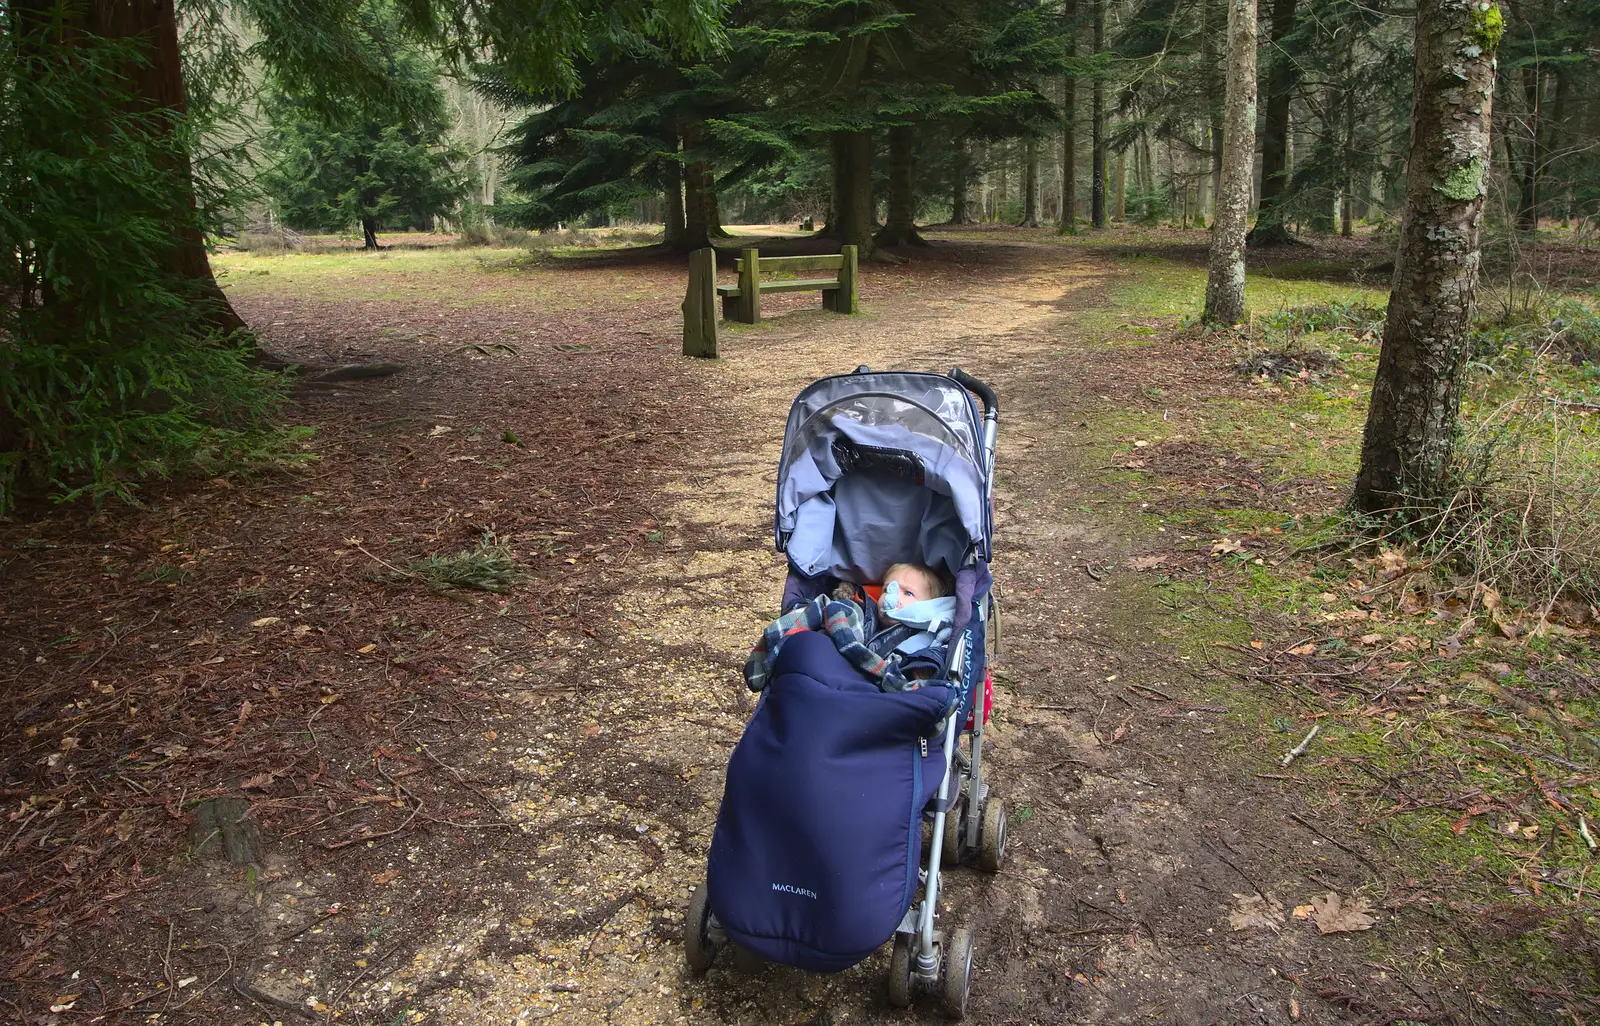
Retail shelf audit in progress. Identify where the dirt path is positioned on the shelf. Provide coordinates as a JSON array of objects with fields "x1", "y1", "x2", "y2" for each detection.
[
  {"x1": 338, "y1": 238, "x2": 1396, "y2": 1026},
  {"x1": 2, "y1": 236, "x2": 1418, "y2": 1026}
]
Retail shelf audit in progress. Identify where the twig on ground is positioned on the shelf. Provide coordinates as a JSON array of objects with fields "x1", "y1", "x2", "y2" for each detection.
[
  {"x1": 233, "y1": 974, "x2": 316, "y2": 1020},
  {"x1": 1127, "y1": 681, "x2": 1175, "y2": 702},
  {"x1": 82, "y1": 612, "x2": 162, "y2": 674},
  {"x1": 1286, "y1": 811, "x2": 1384, "y2": 876},
  {"x1": 1281, "y1": 724, "x2": 1321, "y2": 767},
  {"x1": 348, "y1": 540, "x2": 420, "y2": 581}
]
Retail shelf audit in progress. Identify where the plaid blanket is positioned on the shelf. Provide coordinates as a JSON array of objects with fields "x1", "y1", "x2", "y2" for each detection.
[{"x1": 743, "y1": 593, "x2": 919, "y2": 693}]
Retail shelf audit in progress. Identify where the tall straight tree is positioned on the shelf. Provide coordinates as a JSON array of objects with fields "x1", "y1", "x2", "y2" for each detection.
[
  {"x1": 1090, "y1": 0, "x2": 1107, "y2": 228},
  {"x1": 1021, "y1": 137, "x2": 1041, "y2": 226},
  {"x1": 1203, "y1": 0, "x2": 1258, "y2": 324},
  {"x1": 1060, "y1": 0, "x2": 1077, "y2": 230},
  {"x1": 1353, "y1": 0, "x2": 1502, "y2": 511},
  {"x1": 1251, "y1": 0, "x2": 1300, "y2": 244}
]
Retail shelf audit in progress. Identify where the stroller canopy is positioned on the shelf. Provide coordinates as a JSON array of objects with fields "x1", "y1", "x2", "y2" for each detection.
[{"x1": 775, "y1": 371, "x2": 991, "y2": 582}]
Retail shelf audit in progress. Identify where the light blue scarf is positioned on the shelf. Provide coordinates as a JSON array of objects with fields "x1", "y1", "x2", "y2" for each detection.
[{"x1": 879, "y1": 581, "x2": 959, "y2": 634}]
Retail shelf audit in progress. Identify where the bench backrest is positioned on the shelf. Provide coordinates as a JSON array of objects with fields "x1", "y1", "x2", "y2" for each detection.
[{"x1": 734, "y1": 253, "x2": 845, "y2": 277}]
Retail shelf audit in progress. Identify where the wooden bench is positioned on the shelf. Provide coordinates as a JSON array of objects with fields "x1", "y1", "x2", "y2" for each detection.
[{"x1": 717, "y1": 246, "x2": 859, "y2": 324}]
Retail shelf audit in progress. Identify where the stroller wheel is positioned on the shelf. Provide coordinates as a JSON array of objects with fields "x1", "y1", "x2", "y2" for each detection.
[
  {"x1": 886, "y1": 932, "x2": 914, "y2": 1008},
  {"x1": 684, "y1": 883, "x2": 717, "y2": 973},
  {"x1": 979, "y1": 798, "x2": 1008, "y2": 872},
  {"x1": 941, "y1": 791, "x2": 966, "y2": 867},
  {"x1": 939, "y1": 926, "x2": 975, "y2": 1019}
]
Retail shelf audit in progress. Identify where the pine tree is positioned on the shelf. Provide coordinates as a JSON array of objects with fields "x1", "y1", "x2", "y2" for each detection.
[{"x1": 261, "y1": 42, "x2": 466, "y2": 248}]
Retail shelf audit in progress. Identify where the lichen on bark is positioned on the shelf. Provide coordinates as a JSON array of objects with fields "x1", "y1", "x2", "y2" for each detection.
[{"x1": 1436, "y1": 156, "x2": 1486, "y2": 201}]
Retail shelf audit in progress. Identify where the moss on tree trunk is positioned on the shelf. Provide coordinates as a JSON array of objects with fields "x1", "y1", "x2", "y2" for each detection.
[{"x1": 1352, "y1": 0, "x2": 1501, "y2": 511}]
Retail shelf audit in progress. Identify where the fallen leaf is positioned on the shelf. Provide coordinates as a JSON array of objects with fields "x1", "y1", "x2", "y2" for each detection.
[
  {"x1": 1227, "y1": 893, "x2": 1284, "y2": 934},
  {"x1": 484, "y1": 730, "x2": 498, "y2": 741},
  {"x1": 1212, "y1": 537, "x2": 1245, "y2": 556},
  {"x1": 1127, "y1": 554, "x2": 1167, "y2": 571},
  {"x1": 240, "y1": 768, "x2": 286, "y2": 790},
  {"x1": 1250, "y1": 640, "x2": 1265, "y2": 650},
  {"x1": 1358, "y1": 633, "x2": 1385, "y2": 645},
  {"x1": 1290, "y1": 994, "x2": 1301, "y2": 1020},
  {"x1": 1311, "y1": 892, "x2": 1376, "y2": 934},
  {"x1": 1324, "y1": 609, "x2": 1369, "y2": 623},
  {"x1": 249, "y1": 616, "x2": 281, "y2": 628},
  {"x1": 373, "y1": 868, "x2": 400, "y2": 885},
  {"x1": 1291, "y1": 904, "x2": 1315, "y2": 919},
  {"x1": 428, "y1": 425, "x2": 454, "y2": 437},
  {"x1": 1288, "y1": 644, "x2": 1317, "y2": 656},
  {"x1": 358, "y1": 643, "x2": 378, "y2": 654}
]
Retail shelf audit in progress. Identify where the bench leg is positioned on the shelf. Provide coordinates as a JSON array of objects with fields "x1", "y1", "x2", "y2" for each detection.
[
  {"x1": 822, "y1": 290, "x2": 839, "y2": 313},
  {"x1": 721, "y1": 293, "x2": 738, "y2": 321}
]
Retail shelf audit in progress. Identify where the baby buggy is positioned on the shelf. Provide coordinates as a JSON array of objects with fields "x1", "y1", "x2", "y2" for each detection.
[{"x1": 684, "y1": 367, "x2": 1006, "y2": 1018}]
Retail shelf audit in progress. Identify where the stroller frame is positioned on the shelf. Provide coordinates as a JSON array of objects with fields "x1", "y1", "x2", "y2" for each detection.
[
  {"x1": 887, "y1": 368, "x2": 1001, "y2": 1015},
  {"x1": 686, "y1": 368, "x2": 1005, "y2": 1020}
]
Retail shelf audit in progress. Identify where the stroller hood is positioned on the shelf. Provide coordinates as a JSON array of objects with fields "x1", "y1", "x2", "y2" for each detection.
[
  {"x1": 775, "y1": 372, "x2": 990, "y2": 581},
  {"x1": 707, "y1": 629, "x2": 950, "y2": 972}
]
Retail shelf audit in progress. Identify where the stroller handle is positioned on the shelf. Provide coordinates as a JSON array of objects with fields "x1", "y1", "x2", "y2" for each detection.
[{"x1": 948, "y1": 368, "x2": 998, "y2": 417}]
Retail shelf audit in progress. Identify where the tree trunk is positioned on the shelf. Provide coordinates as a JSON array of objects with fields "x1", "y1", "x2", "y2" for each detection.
[
  {"x1": 1515, "y1": 65, "x2": 1541, "y2": 231},
  {"x1": 663, "y1": 124, "x2": 687, "y2": 249},
  {"x1": 1022, "y1": 138, "x2": 1040, "y2": 226},
  {"x1": 997, "y1": 145, "x2": 1010, "y2": 217},
  {"x1": 1091, "y1": 0, "x2": 1107, "y2": 228},
  {"x1": 877, "y1": 125, "x2": 926, "y2": 245},
  {"x1": 1352, "y1": 0, "x2": 1500, "y2": 512},
  {"x1": 361, "y1": 216, "x2": 379, "y2": 250},
  {"x1": 1203, "y1": 0, "x2": 1258, "y2": 326},
  {"x1": 1114, "y1": 148, "x2": 1126, "y2": 221},
  {"x1": 1061, "y1": 0, "x2": 1078, "y2": 231},
  {"x1": 707, "y1": 190, "x2": 731, "y2": 238},
  {"x1": 830, "y1": 130, "x2": 876, "y2": 257},
  {"x1": 89, "y1": 0, "x2": 247, "y2": 336},
  {"x1": 1250, "y1": 0, "x2": 1300, "y2": 246},
  {"x1": 1341, "y1": 54, "x2": 1355, "y2": 238},
  {"x1": 682, "y1": 122, "x2": 712, "y2": 251},
  {"x1": 952, "y1": 138, "x2": 971, "y2": 224}
]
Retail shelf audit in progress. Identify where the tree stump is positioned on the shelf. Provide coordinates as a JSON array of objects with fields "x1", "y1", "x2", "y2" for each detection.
[{"x1": 189, "y1": 797, "x2": 264, "y2": 865}]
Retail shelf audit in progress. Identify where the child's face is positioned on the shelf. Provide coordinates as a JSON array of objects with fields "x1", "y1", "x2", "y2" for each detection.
[{"x1": 883, "y1": 565, "x2": 939, "y2": 608}]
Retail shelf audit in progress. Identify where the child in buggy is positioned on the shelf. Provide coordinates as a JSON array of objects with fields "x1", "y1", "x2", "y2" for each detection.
[
  {"x1": 741, "y1": 561, "x2": 956, "y2": 693},
  {"x1": 684, "y1": 367, "x2": 1007, "y2": 1019}
]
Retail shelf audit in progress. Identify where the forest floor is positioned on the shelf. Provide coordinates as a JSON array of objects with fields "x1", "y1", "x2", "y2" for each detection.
[{"x1": 2, "y1": 224, "x2": 1597, "y2": 1026}]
